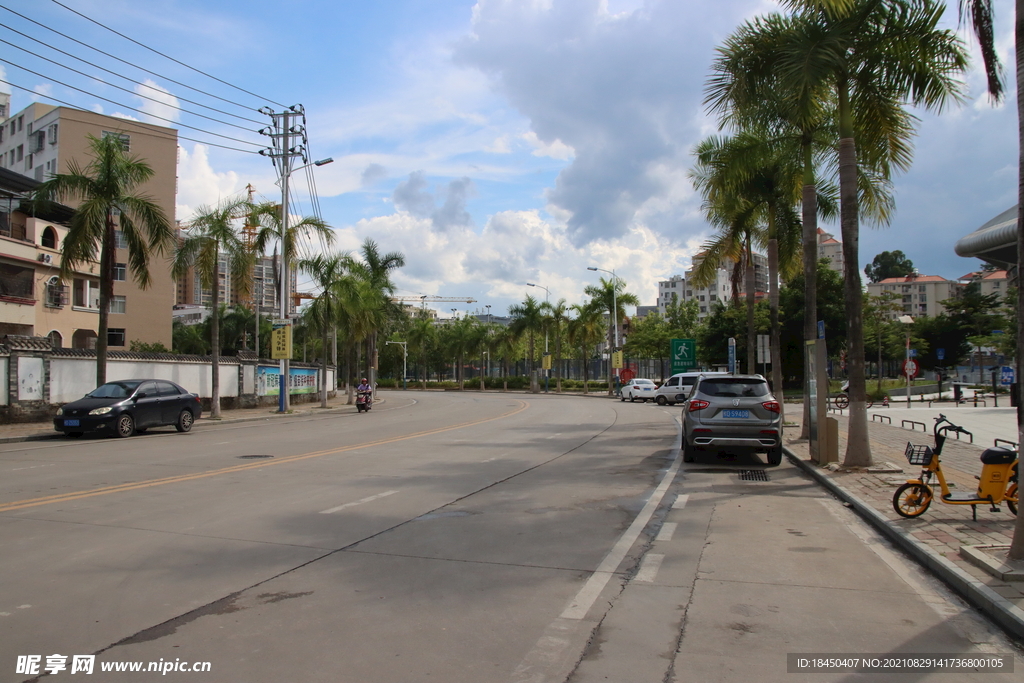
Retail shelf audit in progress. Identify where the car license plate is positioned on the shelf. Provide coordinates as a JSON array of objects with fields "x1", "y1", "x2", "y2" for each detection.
[
  {"x1": 722, "y1": 410, "x2": 749, "y2": 419},
  {"x1": 63, "y1": 419, "x2": 80, "y2": 427}
]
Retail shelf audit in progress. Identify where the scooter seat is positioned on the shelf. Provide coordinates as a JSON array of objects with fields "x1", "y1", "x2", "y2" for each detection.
[{"x1": 980, "y1": 447, "x2": 1016, "y2": 465}]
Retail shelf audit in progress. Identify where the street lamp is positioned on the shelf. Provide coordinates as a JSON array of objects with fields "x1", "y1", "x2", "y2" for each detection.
[
  {"x1": 587, "y1": 266, "x2": 619, "y2": 396},
  {"x1": 527, "y1": 282, "x2": 551, "y2": 393},
  {"x1": 898, "y1": 314, "x2": 914, "y2": 408}
]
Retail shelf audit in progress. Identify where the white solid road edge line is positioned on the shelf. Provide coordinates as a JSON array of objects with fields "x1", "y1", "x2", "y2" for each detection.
[
  {"x1": 559, "y1": 422, "x2": 682, "y2": 620},
  {"x1": 320, "y1": 490, "x2": 399, "y2": 514}
]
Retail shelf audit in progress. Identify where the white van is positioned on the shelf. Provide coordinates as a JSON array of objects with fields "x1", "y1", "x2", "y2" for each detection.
[{"x1": 653, "y1": 371, "x2": 730, "y2": 406}]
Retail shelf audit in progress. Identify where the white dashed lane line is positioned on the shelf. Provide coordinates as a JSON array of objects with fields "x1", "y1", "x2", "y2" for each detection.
[
  {"x1": 672, "y1": 494, "x2": 689, "y2": 510},
  {"x1": 319, "y1": 490, "x2": 399, "y2": 514},
  {"x1": 655, "y1": 522, "x2": 677, "y2": 542}
]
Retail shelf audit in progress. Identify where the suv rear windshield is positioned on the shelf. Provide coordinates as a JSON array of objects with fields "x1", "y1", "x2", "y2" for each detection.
[{"x1": 697, "y1": 378, "x2": 769, "y2": 398}]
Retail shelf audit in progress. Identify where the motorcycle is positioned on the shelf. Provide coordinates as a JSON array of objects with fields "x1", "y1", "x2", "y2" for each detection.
[{"x1": 356, "y1": 390, "x2": 373, "y2": 413}]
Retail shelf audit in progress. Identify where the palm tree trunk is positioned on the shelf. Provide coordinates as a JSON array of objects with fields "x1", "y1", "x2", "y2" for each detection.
[
  {"x1": 210, "y1": 257, "x2": 221, "y2": 419},
  {"x1": 768, "y1": 236, "x2": 784, "y2": 424},
  {"x1": 96, "y1": 212, "x2": 115, "y2": 386},
  {"x1": 555, "y1": 333, "x2": 562, "y2": 393},
  {"x1": 800, "y1": 139, "x2": 818, "y2": 440},
  {"x1": 745, "y1": 242, "x2": 756, "y2": 375},
  {"x1": 838, "y1": 78, "x2": 871, "y2": 468},
  {"x1": 1007, "y1": 0, "x2": 1024, "y2": 561}
]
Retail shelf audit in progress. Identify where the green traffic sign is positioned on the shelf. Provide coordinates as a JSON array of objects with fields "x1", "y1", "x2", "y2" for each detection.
[{"x1": 671, "y1": 338, "x2": 696, "y2": 373}]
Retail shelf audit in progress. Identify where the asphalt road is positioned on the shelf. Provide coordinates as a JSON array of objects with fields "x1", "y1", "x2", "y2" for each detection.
[{"x1": 0, "y1": 392, "x2": 1020, "y2": 683}]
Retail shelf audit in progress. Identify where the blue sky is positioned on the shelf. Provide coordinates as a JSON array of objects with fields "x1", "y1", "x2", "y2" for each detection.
[{"x1": 2, "y1": 0, "x2": 1018, "y2": 317}]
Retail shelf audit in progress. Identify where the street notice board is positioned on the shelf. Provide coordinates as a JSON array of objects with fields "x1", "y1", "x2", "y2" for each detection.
[
  {"x1": 271, "y1": 319, "x2": 292, "y2": 360},
  {"x1": 671, "y1": 339, "x2": 696, "y2": 373}
]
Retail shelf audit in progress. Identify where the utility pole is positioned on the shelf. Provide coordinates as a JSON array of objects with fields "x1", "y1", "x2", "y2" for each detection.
[{"x1": 258, "y1": 105, "x2": 306, "y2": 412}]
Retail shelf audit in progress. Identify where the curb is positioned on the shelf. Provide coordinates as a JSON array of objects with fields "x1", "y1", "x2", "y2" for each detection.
[
  {"x1": 0, "y1": 400, "x2": 378, "y2": 445},
  {"x1": 784, "y1": 446, "x2": 1024, "y2": 641}
]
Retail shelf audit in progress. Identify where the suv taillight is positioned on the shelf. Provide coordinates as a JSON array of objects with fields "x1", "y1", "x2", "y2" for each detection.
[
  {"x1": 762, "y1": 401, "x2": 780, "y2": 413},
  {"x1": 688, "y1": 399, "x2": 709, "y2": 412}
]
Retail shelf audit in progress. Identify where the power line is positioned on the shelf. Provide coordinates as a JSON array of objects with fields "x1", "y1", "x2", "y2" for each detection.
[
  {"x1": 0, "y1": 38, "x2": 258, "y2": 133},
  {"x1": 0, "y1": 4, "x2": 265, "y2": 115},
  {"x1": 49, "y1": 0, "x2": 286, "y2": 108},
  {"x1": 0, "y1": 59, "x2": 264, "y2": 148},
  {"x1": 0, "y1": 23, "x2": 264, "y2": 125},
  {"x1": 0, "y1": 79, "x2": 259, "y2": 154}
]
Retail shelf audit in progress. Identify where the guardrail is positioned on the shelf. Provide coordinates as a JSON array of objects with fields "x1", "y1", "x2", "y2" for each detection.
[
  {"x1": 872, "y1": 414, "x2": 892, "y2": 424},
  {"x1": 949, "y1": 430, "x2": 974, "y2": 444},
  {"x1": 994, "y1": 438, "x2": 1018, "y2": 450},
  {"x1": 901, "y1": 419, "x2": 926, "y2": 432}
]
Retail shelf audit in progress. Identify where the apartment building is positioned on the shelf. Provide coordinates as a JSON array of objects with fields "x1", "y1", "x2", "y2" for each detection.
[
  {"x1": 174, "y1": 249, "x2": 296, "y2": 318},
  {"x1": 866, "y1": 273, "x2": 962, "y2": 318},
  {"x1": 959, "y1": 269, "x2": 1009, "y2": 302},
  {"x1": 0, "y1": 98, "x2": 178, "y2": 348},
  {"x1": 817, "y1": 228, "x2": 844, "y2": 273}
]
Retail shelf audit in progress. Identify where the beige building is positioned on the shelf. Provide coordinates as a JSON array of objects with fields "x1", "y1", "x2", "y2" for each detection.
[
  {"x1": 0, "y1": 99, "x2": 178, "y2": 348},
  {"x1": 866, "y1": 273, "x2": 962, "y2": 318},
  {"x1": 817, "y1": 228, "x2": 844, "y2": 273},
  {"x1": 959, "y1": 269, "x2": 1009, "y2": 301},
  {"x1": 678, "y1": 251, "x2": 769, "y2": 320}
]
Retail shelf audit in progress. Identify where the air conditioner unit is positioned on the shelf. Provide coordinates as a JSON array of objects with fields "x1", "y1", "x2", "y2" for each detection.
[{"x1": 37, "y1": 253, "x2": 52, "y2": 264}]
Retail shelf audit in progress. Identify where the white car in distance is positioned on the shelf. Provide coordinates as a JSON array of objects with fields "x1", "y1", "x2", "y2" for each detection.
[{"x1": 621, "y1": 378, "x2": 657, "y2": 402}]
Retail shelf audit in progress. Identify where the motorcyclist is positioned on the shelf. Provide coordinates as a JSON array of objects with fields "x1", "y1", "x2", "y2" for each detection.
[{"x1": 357, "y1": 378, "x2": 372, "y2": 407}]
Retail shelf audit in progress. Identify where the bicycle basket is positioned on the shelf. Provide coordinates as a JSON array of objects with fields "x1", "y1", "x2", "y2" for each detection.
[{"x1": 905, "y1": 443, "x2": 934, "y2": 466}]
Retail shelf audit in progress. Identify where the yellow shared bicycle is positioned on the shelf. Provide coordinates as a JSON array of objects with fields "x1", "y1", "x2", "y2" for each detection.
[{"x1": 892, "y1": 414, "x2": 1018, "y2": 521}]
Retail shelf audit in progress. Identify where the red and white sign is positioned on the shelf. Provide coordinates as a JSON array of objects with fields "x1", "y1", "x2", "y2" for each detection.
[
  {"x1": 902, "y1": 359, "x2": 919, "y2": 379},
  {"x1": 619, "y1": 368, "x2": 636, "y2": 382}
]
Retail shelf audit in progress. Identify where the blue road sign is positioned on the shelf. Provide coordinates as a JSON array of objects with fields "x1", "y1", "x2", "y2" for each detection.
[
  {"x1": 1001, "y1": 366, "x2": 1015, "y2": 386},
  {"x1": 909, "y1": 349, "x2": 917, "y2": 358},
  {"x1": 817, "y1": 320, "x2": 825, "y2": 340},
  {"x1": 937, "y1": 348, "x2": 945, "y2": 361}
]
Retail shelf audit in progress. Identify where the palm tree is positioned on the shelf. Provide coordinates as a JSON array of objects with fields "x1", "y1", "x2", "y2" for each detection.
[
  {"x1": 251, "y1": 201, "x2": 333, "y2": 409},
  {"x1": 173, "y1": 196, "x2": 253, "y2": 419},
  {"x1": 33, "y1": 133, "x2": 173, "y2": 385},
  {"x1": 296, "y1": 252, "x2": 348, "y2": 408},
  {"x1": 408, "y1": 314, "x2": 436, "y2": 390},
  {"x1": 354, "y1": 239, "x2": 406, "y2": 391},
  {"x1": 542, "y1": 298, "x2": 570, "y2": 392},
  {"x1": 582, "y1": 277, "x2": 640, "y2": 394},
  {"x1": 568, "y1": 302, "x2": 606, "y2": 394},
  {"x1": 509, "y1": 295, "x2": 545, "y2": 376}
]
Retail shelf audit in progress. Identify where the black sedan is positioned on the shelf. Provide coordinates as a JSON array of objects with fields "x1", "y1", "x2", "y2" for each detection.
[{"x1": 54, "y1": 379, "x2": 202, "y2": 438}]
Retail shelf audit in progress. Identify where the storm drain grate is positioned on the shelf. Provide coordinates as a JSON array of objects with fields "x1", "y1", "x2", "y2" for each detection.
[
  {"x1": 237, "y1": 455, "x2": 274, "y2": 459},
  {"x1": 738, "y1": 469, "x2": 770, "y2": 482}
]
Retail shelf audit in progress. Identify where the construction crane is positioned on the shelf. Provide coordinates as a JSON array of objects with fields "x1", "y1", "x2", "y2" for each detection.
[{"x1": 391, "y1": 296, "x2": 477, "y2": 304}]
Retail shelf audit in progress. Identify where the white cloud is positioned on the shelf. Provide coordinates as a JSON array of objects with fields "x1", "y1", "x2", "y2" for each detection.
[
  {"x1": 30, "y1": 83, "x2": 53, "y2": 102},
  {"x1": 175, "y1": 143, "x2": 243, "y2": 221},
  {"x1": 521, "y1": 131, "x2": 574, "y2": 160},
  {"x1": 134, "y1": 79, "x2": 180, "y2": 125},
  {"x1": 110, "y1": 112, "x2": 141, "y2": 121}
]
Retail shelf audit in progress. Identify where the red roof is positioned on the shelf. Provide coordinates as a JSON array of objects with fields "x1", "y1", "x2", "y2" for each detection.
[
  {"x1": 877, "y1": 275, "x2": 950, "y2": 284},
  {"x1": 820, "y1": 238, "x2": 840, "y2": 245}
]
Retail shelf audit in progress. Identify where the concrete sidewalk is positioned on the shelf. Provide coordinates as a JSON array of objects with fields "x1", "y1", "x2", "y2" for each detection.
[{"x1": 784, "y1": 407, "x2": 1024, "y2": 640}]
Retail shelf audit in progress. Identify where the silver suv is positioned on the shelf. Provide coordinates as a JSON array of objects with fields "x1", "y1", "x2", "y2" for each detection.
[
  {"x1": 681, "y1": 374, "x2": 783, "y2": 465},
  {"x1": 654, "y1": 371, "x2": 728, "y2": 406}
]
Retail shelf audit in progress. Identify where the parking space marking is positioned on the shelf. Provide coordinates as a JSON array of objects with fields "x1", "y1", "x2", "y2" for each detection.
[
  {"x1": 320, "y1": 490, "x2": 399, "y2": 514},
  {"x1": 655, "y1": 522, "x2": 677, "y2": 542},
  {"x1": 634, "y1": 553, "x2": 664, "y2": 583},
  {"x1": 559, "y1": 424, "x2": 682, "y2": 620},
  {"x1": 672, "y1": 494, "x2": 689, "y2": 510}
]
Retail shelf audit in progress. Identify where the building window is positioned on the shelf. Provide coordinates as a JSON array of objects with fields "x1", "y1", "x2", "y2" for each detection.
[
  {"x1": 45, "y1": 281, "x2": 68, "y2": 308},
  {"x1": 101, "y1": 131, "x2": 130, "y2": 152},
  {"x1": 919, "y1": 285, "x2": 926, "y2": 292},
  {"x1": 16, "y1": 144, "x2": 23, "y2": 161},
  {"x1": 73, "y1": 279, "x2": 99, "y2": 309},
  {"x1": 0, "y1": 263, "x2": 34, "y2": 299},
  {"x1": 919, "y1": 294, "x2": 926, "y2": 302},
  {"x1": 109, "y1": 295, "x2": 126, "y2": 314},
  {"x1": 108, "y1": 328, "x2": 126, "y2": 347},
  {"x1": 699, "y1": 306, "x2": 707, "y2": 313},
  {"x1": 113, "y1": 262, "x2": 126, "y2": 281},
  {"x1": 114, "y1": 230, "x2": 128, "y2": 249},
  {"x1": 993, "y1": 281, "x2": 1001, "y2": 289},
  {"x1": 41, "y1": 226, "x2": 57, "y2": 249},
  {"x1": 47, "y1": 330, "x2": 62, "y2": 349}
]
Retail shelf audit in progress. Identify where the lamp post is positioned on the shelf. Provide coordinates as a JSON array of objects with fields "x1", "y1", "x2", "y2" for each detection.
[
  {"x1": 485, "y1": 305, "x2": 492, "y2": 378},
  {"x1": 386, "y1": 341, "x2": 408, "y2": 390},
  {"x1": 898, "y1": 315, "x2": 914, "y2": 408},
  {"x1": 526, "y1": 282, "x2": 551, "y2": 393},
  {"x1": 587, "y1": 266, "x2": 619, "y2": 396}
]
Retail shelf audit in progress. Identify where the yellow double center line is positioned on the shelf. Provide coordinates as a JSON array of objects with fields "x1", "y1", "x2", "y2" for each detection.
[{"x1": 0, "y1": 400, "x2": 529, "y2": 513}]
